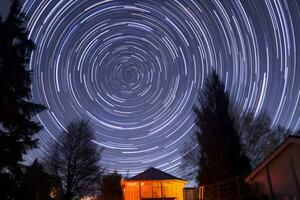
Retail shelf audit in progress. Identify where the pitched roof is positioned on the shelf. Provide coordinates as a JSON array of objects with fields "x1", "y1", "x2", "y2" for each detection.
[
  {"x1": 245, "y1": 135, "x2": 300, "y2": 182},
  {"x1": 127, "y1": 167, "x2": 185, "y2": 181}
]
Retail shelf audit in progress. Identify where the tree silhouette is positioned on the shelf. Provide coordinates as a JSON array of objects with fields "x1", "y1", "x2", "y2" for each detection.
[
  {"x1": 193, "y1": 71, "x2": 251, "y2": 185},
  {"x1": 236, "y1": 112, "x2": 291, "y2": 167},
  {"x1": 21, "y1": 159, "x2": 57, "y2": 200},
  {"x1": 100, "y1": 171, "x2": 122, "y2": 200},
  {"x1": 182, "y1": 103, "x2": 294, "y2": 181},
  {"x1": 44, "y1": 119, "x2": 103, "y2": 200},
  {"x1": 0, "y1": 1, "x2": 45, "y2": 199}
]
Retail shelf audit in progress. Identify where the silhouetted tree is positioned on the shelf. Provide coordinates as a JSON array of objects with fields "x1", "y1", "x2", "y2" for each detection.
[
  {"x1": 44, "y1": 119, "x2": 103, "y2": 200},
  {"x1": 100, "y1": 171, "x2": 122, "y2": 200},
  {"x1": 21, "y1": 159, "x2": 57, "y2": 200},
  {"x1": 0, "y1": 1, "x2": 45, "y2": 199},
  {"x1": 183, "y1": 109, "x2": 294, "y2": 179},
  {"x1": 180, "y1": 136, "x2": 199, "y2": 179},
  {"x1": 236, "y1": 112, "x2": 291, "y2": 167},
  {"x1": 235, "y1": 112, "x2": 271, "y2": 167},
  {"x1": 193, "y1": 71, "x2": 251, "y2": 185},
  {"x1": 262, "y1": 125, "x2": 291, "y2": 155},
  {"x1": 181, "y1": 112, "x2": 289, "y2": 181}
]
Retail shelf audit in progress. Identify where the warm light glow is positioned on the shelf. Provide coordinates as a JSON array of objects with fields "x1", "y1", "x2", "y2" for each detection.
[
  {"x1": 80, "y1": 196, "x2": 95, "y2": 200},
  {"x1": 127, "y1": 182, "x2": 137, "y2": 186},
  {"x1": 122, "y1": 180, "x2": 187, "y2": 200},
  {"x1": 199, "y1": 186, "x2": 205, "y2": 200},
  {"x1": 50, "y1": 187, "x2": 58, "y2": 199}
]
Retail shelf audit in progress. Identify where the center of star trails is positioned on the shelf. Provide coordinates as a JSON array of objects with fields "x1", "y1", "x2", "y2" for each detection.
[{"x1": 119, "y1": 65, "x2": 139, "y2": 86}]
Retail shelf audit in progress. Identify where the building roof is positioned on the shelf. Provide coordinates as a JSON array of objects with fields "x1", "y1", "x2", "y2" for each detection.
[
  {"x1": 245, "y1": 135, "x2": 300, "y2": 182},
  {"x1": 126, "y1": 167, "x2": 186, "y2": 181}
]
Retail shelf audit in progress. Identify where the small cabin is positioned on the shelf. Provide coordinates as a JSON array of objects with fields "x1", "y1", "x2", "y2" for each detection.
[{"x1": 121, "y1": 167, "x2": 187, "y2": 200}]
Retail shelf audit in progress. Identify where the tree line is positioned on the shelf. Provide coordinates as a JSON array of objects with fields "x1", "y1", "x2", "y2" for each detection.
[{"x1": 182, "y1": 71, "x2": 299, "y2": 187}]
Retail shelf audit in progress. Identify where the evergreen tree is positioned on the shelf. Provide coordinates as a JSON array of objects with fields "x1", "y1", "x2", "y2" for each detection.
[
  {"x1": 0, "y1": 1, "x2": 46, "y2": 199},
  {"x1": 193, "y1": 71, "x2": 250, "y2": 185}
]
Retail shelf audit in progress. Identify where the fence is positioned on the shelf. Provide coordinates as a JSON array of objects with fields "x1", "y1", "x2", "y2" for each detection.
[
  {"x1": 184, "y1": 176, "x2": 259, "y2": 200},
  {"x1": 199, "y1": 176, "x2": 257, "y2": 200}
]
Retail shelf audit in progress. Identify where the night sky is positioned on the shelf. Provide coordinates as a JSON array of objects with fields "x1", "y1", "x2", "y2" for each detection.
[{"x1": 3, "y1": 0, "x2": 300, "y2": 178}]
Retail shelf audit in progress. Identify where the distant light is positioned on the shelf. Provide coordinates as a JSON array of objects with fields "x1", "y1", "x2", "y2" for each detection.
[{"x1": 80, "y1": 196, "x2": 95, "y2": 200}]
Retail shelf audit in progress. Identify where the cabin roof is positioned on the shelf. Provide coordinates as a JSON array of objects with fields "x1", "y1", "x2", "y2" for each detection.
[{"x1": 127, "y1": 167, "x2": 185, "y2": 181}]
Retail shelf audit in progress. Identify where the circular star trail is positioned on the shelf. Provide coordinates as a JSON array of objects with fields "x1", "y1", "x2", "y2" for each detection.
[{"x1": 21, "y1": 0, "x2": 300, "y2": 176}]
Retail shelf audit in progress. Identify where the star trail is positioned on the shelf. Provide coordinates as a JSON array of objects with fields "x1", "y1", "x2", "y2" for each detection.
[{"x1": 14, "y1": 0, "x2": 300, "y2": 177}]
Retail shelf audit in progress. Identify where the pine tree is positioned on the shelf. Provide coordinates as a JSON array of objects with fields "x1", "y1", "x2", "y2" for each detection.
[
  {"x1": 194, "y1": 71, "x2": 250, "y2": 185},
  {"x1": 0, "y1": 1, "x2": 46, "y2": 199}
]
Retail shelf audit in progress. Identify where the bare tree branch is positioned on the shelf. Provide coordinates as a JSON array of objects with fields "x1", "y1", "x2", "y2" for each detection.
[{"x1": 43, "y1": 119, "x2": 103, "y2": 200}]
